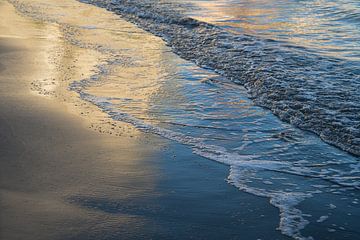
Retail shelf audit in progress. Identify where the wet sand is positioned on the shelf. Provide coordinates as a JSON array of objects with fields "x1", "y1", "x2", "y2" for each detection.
[{"x1": 0, "y1": 1, "x2": 286, "y2": 239}]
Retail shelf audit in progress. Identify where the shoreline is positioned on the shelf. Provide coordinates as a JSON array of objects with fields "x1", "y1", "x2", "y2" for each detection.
[
  {"x1": 83, "y1": 0, "x2": 360, "y2": 157},
  {"x1": 0, "y1": 1, "x2": 286, "y2": 239}
]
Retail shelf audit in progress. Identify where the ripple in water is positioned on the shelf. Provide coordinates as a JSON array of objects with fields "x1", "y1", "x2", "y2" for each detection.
[
  {"x1": 83, "y1": 0, "x2": 360, "y2": 156},
  {"x1": 68, "y1": 27, "x2": 359, "y2": 239}
]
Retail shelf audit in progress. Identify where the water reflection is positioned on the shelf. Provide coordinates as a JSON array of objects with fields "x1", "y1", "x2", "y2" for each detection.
[{"x1": 180, "y1": 0, "x2": 360, "y2": 60}]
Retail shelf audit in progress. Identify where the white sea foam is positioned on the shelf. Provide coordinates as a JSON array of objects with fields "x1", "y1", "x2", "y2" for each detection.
[
  {"x1": 67, "y1": 40, "x2": 359, "y2": 240},
  {"x1": 316, "y1": 216, "x2": 329, "y2": 223},
  {"x1": 67, "y1": 58, "x2": 315, "y2": 238}
]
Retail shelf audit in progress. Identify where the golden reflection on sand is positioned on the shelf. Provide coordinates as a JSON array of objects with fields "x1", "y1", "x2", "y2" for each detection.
[
  {"x1": 12, "y1": 0, "x2": 185, "y2": 127},
  {"x1": 1, "y1": 2, "x2": 175, "y2": 238},
  {"x1": 2, "y1": 0, "x2": 166, "y2": 202}
]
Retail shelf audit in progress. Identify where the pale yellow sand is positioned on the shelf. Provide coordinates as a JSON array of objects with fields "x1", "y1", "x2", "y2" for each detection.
[{"x1": 0, "y1": 1, "x2": 162, "y2": 239}]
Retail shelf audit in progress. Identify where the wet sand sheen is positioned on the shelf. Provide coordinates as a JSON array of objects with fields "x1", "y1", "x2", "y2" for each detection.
[{"x1": 0, "y1": 1, "x2": 285, "y2": 239}]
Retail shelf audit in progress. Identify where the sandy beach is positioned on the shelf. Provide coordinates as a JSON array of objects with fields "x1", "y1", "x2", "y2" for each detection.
[
  {"x1": 0, "y1": 1, "x2": 287, "y2": 239},
  {"x1": 2, "y1": 0, "x2": 360, "y2": 239}
]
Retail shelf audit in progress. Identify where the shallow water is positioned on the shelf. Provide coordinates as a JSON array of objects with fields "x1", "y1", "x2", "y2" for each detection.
[
  {"x1": 10, "y1": 0, "x2": 360, "y2": 239},
  {"x1": 86, "y1": 0, "x2": 360, "y2": 156}
]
